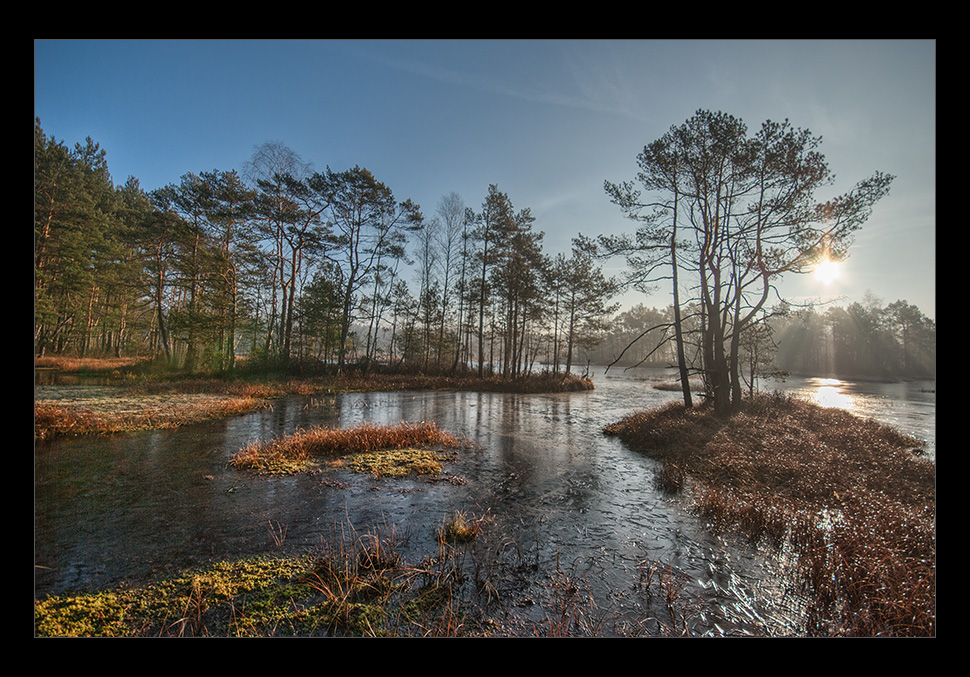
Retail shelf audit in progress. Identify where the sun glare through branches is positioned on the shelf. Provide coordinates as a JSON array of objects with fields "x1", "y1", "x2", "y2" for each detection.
[{"x1": 814, "y1": 258, "x2": 842, "y2": 284}]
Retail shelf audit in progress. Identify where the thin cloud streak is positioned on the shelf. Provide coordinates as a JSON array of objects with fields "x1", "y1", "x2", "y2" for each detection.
[{"x1": 364, "y1": 42, "x2": 654, "y2": 123}]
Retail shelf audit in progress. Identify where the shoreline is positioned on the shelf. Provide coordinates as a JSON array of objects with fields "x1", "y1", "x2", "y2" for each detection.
[{"x1": 34, "y1": 369, "x2": 594, "y2": 440}]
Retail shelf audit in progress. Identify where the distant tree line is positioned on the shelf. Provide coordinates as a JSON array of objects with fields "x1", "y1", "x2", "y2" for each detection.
[
  {"x1": 35, "y1": 114, "x2": 931, "y2": 388},
  {"x1": 582, "y1": 297, "x2": 935, "y2": 383},
  {"x1": 34, "y1": 120, "x2": 618, "y2": 377},
  {"x1": 770, "y1": 297, "x2": 935, "y2": 381}
]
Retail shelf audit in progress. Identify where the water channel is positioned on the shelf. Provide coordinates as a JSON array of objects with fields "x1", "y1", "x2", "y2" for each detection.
[{"x1": 33, "y1": 367, "x2": 935, "y2": 636}]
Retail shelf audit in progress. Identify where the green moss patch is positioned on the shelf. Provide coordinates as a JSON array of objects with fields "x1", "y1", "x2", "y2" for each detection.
[
  {"x1": 35, "y1": 529, "x2": 485, "y2": 638},
  {"x1": 347, "y1": 447, "x2": 452, "y2": 478}
]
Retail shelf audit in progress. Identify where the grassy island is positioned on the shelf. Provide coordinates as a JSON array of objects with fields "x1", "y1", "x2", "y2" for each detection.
[
  {"x1": 604, "y1": 392, "x2": 935, "y2": 637},
  {"x1": 228, "y1": 420, "x2": 471, "y2": 477}
]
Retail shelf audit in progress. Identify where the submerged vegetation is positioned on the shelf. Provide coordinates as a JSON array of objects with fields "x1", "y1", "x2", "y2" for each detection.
[
  {"x1": 34, "y1": 512, "x2": 702, "y2": 637},
  {"x1": 35, "y1": 529, "x2": 481, "y2": 637},
  {"x1": 604, "y1": 393, "x2": 935, "y2": 636}
]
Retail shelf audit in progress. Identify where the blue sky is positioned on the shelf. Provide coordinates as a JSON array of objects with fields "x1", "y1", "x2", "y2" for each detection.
[{"x1": 34, "y1": 39, "x2": 935, "y2": 318}]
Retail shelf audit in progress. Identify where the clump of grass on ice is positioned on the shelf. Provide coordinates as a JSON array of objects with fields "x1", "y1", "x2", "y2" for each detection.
[{"x1": 229, "y1": 421, "x2": 469, "y2": 477}]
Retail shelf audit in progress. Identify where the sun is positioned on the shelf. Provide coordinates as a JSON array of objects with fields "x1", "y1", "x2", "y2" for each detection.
[{"x1": 814, "y1": 259, "x2": 841, "y2": 284}]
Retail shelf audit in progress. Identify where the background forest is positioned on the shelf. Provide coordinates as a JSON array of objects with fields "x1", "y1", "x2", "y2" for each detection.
[
  {"x1": 34, "y1": 120, "x2": 617, "y2": 379},
  {"x1": 587, "y1": 299, "x2": 935, "y2": 382},
  {"x1": 34, "y1": 119, "x2": 934, "y2": 382}
]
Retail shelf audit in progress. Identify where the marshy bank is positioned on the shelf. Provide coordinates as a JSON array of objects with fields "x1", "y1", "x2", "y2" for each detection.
[
  {"x1": 33, "y1": 357, "x2": 594, "y2": 440},
  {"x1": 604, "y1": 393, "x2": 935, "y2": 636},
  {"x1": 33, "y1": 510, "x2": 692, "y2": 638}
]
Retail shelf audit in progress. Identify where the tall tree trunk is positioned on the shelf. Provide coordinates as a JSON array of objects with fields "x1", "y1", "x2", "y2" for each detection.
[{"x1": 670, "y1": 191, "x2": 693, "y2": 408}]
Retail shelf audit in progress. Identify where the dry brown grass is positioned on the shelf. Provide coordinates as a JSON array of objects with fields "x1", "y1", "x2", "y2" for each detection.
[
  {"x1": 228, "y1": 421, "x2": 470, "y2": 476},
  {"x1": 34, "y1": 395, "x2": 271, "y2": 440},
  {"x1": 604, "y1": 393, "x2": 932, "y2": 506},
  {"x1": 35, "y1": 356, "x2": 149, "y2": 373},
  {"x1": 604, "y1": 392, "x2": 935, "y2": 636}
]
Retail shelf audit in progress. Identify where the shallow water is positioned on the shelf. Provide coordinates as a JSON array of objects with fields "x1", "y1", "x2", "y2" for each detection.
[{"x1": 33, "y1": 367, "x2": 934, "y2": 636}]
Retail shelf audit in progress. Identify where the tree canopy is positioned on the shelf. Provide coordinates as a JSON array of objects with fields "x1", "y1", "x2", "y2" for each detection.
[
  {"x1": 600, "y1": 109, "x2": 895, "y2": 413},
  {"x1": 33, "y1": 120, "x2": 620, "y2": 378}
]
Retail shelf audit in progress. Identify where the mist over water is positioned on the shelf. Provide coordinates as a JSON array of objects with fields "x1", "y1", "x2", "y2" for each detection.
[{"x1": 34, "y1": 367, "x2": 934, "y2": 635}]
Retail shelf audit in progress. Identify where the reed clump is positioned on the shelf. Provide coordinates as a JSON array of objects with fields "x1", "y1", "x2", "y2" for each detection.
[
  {"x1": 604, "y1": 392, "x2": 935, "y2": 637},
  {"x1": 228, "y1": 421, "x2": 470, "y2": 476},
  {"x1": 436, "y1": 509, "x2": 492, "y2": 544}
]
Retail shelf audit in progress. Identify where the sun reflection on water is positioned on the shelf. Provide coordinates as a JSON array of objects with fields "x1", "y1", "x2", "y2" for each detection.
[{"x1": 810, "y1": 378, "x2": 855, "y2": 410}]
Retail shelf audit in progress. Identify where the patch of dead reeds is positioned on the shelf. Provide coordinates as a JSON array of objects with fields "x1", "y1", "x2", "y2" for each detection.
[
  {"x1": 228, "y1": 421, "x2": 470, "y2": 476},
  {"x1": 34, "y1": 395, "x2": 271, "y2": 440},
  {"x1": 604, "y1": 392, "x2": 935, "y2": 636}
]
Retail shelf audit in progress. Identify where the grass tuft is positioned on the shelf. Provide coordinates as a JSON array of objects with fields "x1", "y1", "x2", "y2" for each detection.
[
  {"x1": 228, "y1": 421, "x2": 470, "y2": 477},
  {"x1": 436, "y1": 509, "x2": 491, "y2": 544}
]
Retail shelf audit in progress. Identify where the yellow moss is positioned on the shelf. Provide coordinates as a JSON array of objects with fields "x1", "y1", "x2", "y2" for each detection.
[{"x1": 349, "y1": 448, "x2": 447, "y2": 478}]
